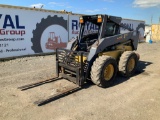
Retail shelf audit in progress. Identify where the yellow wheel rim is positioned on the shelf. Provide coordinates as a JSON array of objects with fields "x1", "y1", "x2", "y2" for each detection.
[
  {"x1": 104, "y1": 64, "x2": 114, "y2": 81},
  {"x1": 127, "y1": 57, "x2": 135, "y2": 72}
]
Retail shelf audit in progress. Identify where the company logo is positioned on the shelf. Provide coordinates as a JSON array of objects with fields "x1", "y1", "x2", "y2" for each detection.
[
  {"x1": 0, "y1": 14, "x2": 25, "y2": 36},
  {"x1": 31, "y1": 15, "x2": 68, "y2": 53},
  {"x1": 120, "y1": 23, "x2": 134, "y2": 30},
  {"x1": 72, "y1": 20, "x2": 98, "y2": 34},
  {"x1": 72, "y1": 20, "x2": 79, "y2": 34}
]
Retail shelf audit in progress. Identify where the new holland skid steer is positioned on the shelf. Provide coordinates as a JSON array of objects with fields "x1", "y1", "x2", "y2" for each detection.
[{"x1": 19, "y1": 14, "x2": 140, "y2": 106}]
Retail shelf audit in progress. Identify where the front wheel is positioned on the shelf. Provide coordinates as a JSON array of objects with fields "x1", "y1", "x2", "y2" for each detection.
[{"x1": 91, "y1": 56, "x2": 118, "y2": 88}]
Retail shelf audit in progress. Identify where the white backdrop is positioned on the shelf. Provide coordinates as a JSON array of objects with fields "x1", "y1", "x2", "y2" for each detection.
[
  {"x1": 0, "y1": 6, "x2": 69, "y2": 58},
  {"x1": 0, "y1": 5, "x2": 145, "y2": 59}
]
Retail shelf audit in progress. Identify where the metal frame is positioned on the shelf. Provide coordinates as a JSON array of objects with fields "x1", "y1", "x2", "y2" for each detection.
[{"x1": 56, "y1": 48, "x2": 88, "y2": 86}]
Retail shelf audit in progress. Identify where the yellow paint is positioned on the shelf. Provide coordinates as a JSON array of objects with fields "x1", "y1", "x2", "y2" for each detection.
[
  {"x1": 98, "y1": 50, "x2": 122, "y2": 60},
  {"x1": 104, "y1": 64, "x2": 114, "y2": 81},
  {"x1": 127, "y1": 57, "x2": 135, "y2": 72},
  {"x1": 116, "y1": 45, "x2": 132, "y2": 51},
  {"x1": 99, "y1": 45, "x2": 132, "y2": 60},
  {"x1": 75, "y1": 56, "x2": 87, "y2": 62},
  {"x1": 124, "y1": 46, "x2": 132, "y2": 51}
]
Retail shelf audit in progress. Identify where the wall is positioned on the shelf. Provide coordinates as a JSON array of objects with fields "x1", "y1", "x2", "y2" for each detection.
[
  {"x1": 151, "y1": 24, "x2": 160, "y2": 41},
  {"x1": 0, "y1": 5, "x2": 145, "y2": 59},
  {"x1": 120, "y1": 19, "x2": 145, "y2": 42},
  {"x1": 0, "y1": 5, "x2": 79, "y2": 59}
]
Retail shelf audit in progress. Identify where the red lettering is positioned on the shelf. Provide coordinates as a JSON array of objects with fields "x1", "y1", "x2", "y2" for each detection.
[{"x1": 0, "y1": 29, "x2": 25, "y2": 36}]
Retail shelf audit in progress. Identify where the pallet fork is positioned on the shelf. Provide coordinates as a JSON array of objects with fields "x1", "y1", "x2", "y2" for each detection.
[
  {"x1": 18, "y1": 77, "x2": 81, "y2": 106},
  {"x1": 18, "y1": 49, "x2": 87, "y2": 106}
]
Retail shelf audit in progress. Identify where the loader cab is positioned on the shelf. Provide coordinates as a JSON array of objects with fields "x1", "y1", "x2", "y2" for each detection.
[
  {"x1": 78, "y1": 14, "x2": 121, "y2": 51},
  {"x1": 103, "y1": 22, "x2": 120, "y2": 37},
  {"x1": 79, "y1": 15, "x2": 102, "y2": 41},
  {"x1": 78, "y1": 15, "x2": 103, "y2": 51},
  {"x1": 103, "y1": 15, "x2": 122, "y2": 37}
]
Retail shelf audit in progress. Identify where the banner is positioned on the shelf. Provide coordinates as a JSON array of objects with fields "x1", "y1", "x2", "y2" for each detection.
[
  {"x1": 0, "y1": 5, "x2": 145, "y2": 59},
  {"x1": 69, "y1": 15, "x2": 80, "y2": 40},
  {"x1": 121, "y1": 19, "x2": 145, "y2": 40},
  {"x1": 0, "y1": 6, "x2": 68, "y2": 58}
]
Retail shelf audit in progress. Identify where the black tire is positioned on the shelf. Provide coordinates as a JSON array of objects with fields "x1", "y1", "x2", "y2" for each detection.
[
  {"x1": 31, "y1": 15, "x2": 67, "y2": 53},
  {"x1": 91, "y1": 56, "x2": 118, "y2": 88},
  {"x1": 119, "y1": 51, "x2": 138, "y2": 77}
]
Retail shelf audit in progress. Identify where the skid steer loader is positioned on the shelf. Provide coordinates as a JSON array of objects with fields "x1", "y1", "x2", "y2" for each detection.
[{"x1": 18, "y1": 14, "x2": 140, "y2": 106}]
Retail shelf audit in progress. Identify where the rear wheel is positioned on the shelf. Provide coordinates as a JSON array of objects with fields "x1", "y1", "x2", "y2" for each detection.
[
  {"x1": 119, "y1": 51, "x2": 138, "y2": 77},
  {"x1": 91, "y1": 56, "x2": 118, "y2": 88}
]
